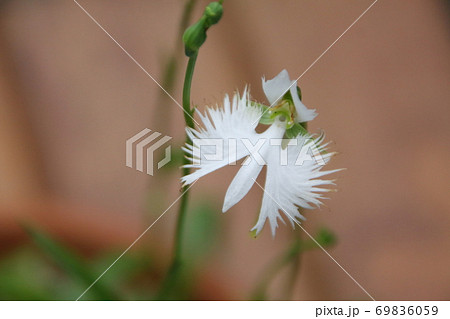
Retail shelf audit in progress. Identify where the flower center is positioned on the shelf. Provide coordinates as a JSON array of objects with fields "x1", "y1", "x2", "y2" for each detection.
[
  {"x1": 256, "y1": 86, "x2": 307, "y2": 138},
  {"x1": 267, "y1": 100, "x2": 296, "y2": 129}
]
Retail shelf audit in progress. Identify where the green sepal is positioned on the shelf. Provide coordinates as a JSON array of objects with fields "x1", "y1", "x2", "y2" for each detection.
[
  {"x1": 297, "y1": 86, "x2": 302, "y2": 101},
  {"x1": 285, "y1": 122, "x2": 308, "y2": 139},
  {"x1": 282, "y1": 90, "x2": 294, "y2": 104},
  {"x1": 281, "y1": 85, "x2": 302, "y2": 103}
]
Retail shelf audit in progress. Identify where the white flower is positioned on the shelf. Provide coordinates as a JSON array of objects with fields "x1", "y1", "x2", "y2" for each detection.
[
  {"x1": 182, "y1": 70, "x2": 339, "y2": 236},
  {"x1": 262, "y1": 69, "x2": 317, "y2": 123}
]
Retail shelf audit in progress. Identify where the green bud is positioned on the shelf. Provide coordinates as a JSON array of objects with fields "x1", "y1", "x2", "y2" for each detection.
[
  {"x1": 182, "y1": 2, "x2": 223, "y2": 57},
  {"x1": 183, "y1": 18, "x2": 207, "y2": 57},
  {"x1": 316, "y1": 228, "x2": 337, "y2": 247},
  {"x1": 204, "y1": 2, "x2": 223, "y2": 27}
]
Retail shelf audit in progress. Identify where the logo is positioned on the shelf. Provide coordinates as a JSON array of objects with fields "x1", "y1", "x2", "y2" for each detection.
[
  {"x1": 191, "y1": 137, "x2": 326, "y2": 167},
  {"x1": 126, "y1": 128, "x2": 172, "y2": 175}
]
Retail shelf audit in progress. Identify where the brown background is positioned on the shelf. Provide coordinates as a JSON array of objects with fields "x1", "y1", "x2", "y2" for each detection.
[{"x1": 0, "y1": 0, "x2": 449, "y2": 300}]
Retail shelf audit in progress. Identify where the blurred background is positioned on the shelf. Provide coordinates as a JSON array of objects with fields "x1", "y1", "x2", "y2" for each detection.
[{"x1": 0, "y1": 0, "x2": 449, "y2": 300}]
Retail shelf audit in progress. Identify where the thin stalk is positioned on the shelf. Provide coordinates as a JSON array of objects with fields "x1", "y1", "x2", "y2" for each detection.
[
  {"x1": 251, "y1": 237, "x2": 303, "y2": 300},
  {"x1": 156, "y1": 0, "x2": 196, "y2": 101},
  {"x1": 156, "y1": 0, "x2": 223, "y2": 299},
  {"x1": 157, "y1": 53, "x2": 197, "y2": 299},
  {"x1": 181, "y1": 54, "x2": 197, "y2": 128},
  {"x1": 174, "y1": 53, "x2": 197, "y2": 254},
  {"x1": 284, "y1": 230, "x2": 303, "y2": 300},
  {"x1": 251, "y1": 227, "x2": 336, "y2": 300},
  {"x1": 147, "y1": 0, "x2": 197, "y2": 220}
]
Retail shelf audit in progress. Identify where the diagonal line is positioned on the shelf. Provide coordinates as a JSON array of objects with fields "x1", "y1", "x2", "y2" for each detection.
[
  {"x1": 291, "y1": 0, "x2": 379, "y2": 85},
  {"x1": 75, "y1": 180, "x2": 197, "y2": 301},
  {"x1": 251, "y1": 178, "x2": 376, "y2": 301},
  {"x1": 255, "y1": 0, "x2": 379, "y2": 125},
  {"x1": 72, "y1": 0, "x2": 200, "y2": 127}
]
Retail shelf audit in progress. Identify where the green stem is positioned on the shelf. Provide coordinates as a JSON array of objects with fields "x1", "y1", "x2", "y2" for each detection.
[
  {"x1": 284, "y1": 230, "x2": 303, "y2": 300},
  {"x1": 157, "y1": 0, "x2": 223, "y2": 299},
  {"x1": 157, "y1": 53, "x2": 197, "y2": 300},
  {"x1": 182, "y1": 54, "x2": 197, "y2": 128},
  {"x1": 251, "y1": 230, "x2": 330, "y2": 300},
  {"x1": 174, "y1": 52, "x2": 197, "y2": 254},
  {"x1": 251, "y1": 237, "x2": 303, "y2": 300},
  {"x1": 147, "y1": 0, "x2": 197, "y2": 222},
  {"x1": 157, "y1": 0, "x2": 196, "y2": 98}
]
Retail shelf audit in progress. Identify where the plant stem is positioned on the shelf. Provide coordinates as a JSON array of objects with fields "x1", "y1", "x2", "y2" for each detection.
[
  {"x1": 147, "y1": 0, "x2": 197, "y2": 222},
  {"x1": 182, "y1": 54, "x2": 197, "y2": 129},
  {"x1": 157, "y1": 0, "x2": 196, "y2": 100},
  {"x1": 251, "y1": 237, "x2": 303, "y2": 300},
  {"x1": 157, "y1": 0, "x2": 223, "y2": 298},
  {"x1": 174, "y1": 52, "x2": 197, "y2": 254},
  {"x1": 284, "y1": 230, "x2": 303, "y2": 300},
  {"x1": 251, "y1": 229, "x2": 331, "y2": 301},
  {"x1": 157, "y1": 53, "x2": 197, "y2": 300}
]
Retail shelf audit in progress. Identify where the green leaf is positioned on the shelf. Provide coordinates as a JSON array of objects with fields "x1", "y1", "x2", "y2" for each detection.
[
  {"x1": 0, "y1": 248, "x2": 57, "y2": 300},
  {"x1": 23, "y1": 224, "x2": 120, "y2": 300},
  {"x1": 281, "y1": 85, "x2": 302, "y2": 103},
  {"x1": 92, "y1": 251, "x2": 156, "y2": 300}
]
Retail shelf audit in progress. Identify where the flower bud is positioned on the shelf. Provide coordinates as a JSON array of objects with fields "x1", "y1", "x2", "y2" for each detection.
[
  {"x1": 183, "y1": 18, "x2": 207, "y2": 57},
  {"x1": 182, "y1": 2, "x2": 223, "y2": 57},
  {"x1": 203, "y1": 2, "x2": 223, "y2": 27}
]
